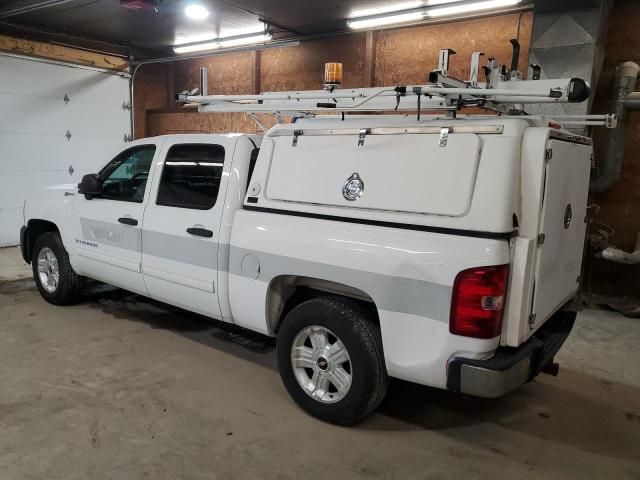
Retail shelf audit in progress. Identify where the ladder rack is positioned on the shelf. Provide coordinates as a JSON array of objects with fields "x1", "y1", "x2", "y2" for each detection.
[
  {"x1": 175, "y1": 44, "x2": 615, "y2": 129},
  {"x1": 177, "y1": 79, "x2": 584, "y2": 112}
]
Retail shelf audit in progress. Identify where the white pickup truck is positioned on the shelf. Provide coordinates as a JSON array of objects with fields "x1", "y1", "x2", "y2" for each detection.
[{"x1": 20, "y1": 112, "x2": 591, "y2": 425}]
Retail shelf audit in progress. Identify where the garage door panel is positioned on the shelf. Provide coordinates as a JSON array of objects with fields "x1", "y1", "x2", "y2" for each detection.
[
  {"x1": 0, "y1": 94, "x2": 130, "y2": 137},
  {"x1": 0, "y1": 207, "x2": 24, "y2": 247},
  {"x1": 0, "y1": 134, "x2": 127, "y2": 173},
  {"x1": 0, "y1": 56, "x2": 129, "y2": 104},
  {"x1": 0, "y1": 54, "x2": 132, "y2": 247}
]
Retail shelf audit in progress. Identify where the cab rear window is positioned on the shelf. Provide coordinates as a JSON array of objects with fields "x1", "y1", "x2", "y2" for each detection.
[{"x1": 156, "y1": 144, "x2": 225, "y2": 210}]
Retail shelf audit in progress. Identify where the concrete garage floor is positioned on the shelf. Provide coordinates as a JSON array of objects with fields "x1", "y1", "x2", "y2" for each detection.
[{"x1": 0, "y1": 247, "x2": 639, "y2": 480}]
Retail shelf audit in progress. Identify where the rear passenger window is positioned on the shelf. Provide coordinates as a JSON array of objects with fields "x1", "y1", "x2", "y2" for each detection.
[{"x1": 157, "y1": 144, "x2": 225, "y2": 210}]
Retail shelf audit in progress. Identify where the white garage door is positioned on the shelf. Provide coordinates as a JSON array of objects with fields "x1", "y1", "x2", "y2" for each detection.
[{"x1": 0, "y1": 54, "x2": 132, "y2": 246}]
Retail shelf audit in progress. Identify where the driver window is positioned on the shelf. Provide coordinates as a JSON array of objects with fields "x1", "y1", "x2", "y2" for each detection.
[{"x1": 100, "y1": 145, "x2": 156, "y2": 202}]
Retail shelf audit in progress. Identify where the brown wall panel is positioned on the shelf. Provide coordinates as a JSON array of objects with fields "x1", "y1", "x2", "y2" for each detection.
[
  {"x1": 133, "y1": 63, "x2": 169, "y2": 139},
  {"x1": 135, "y1": 13, "x2": 532, "y2": 137},
  {"x1": 146, "y1": 111, "x2": 275, "y2": 137},
  {"x1": 261, "y1": 34, "x2": 366, "y2": 91},
  {"x1": 375, "y1": 12, "x2": 532, "y2": 86},
  {"x1": 173, "y1": 51, "x2": 255, "y2": 95}
]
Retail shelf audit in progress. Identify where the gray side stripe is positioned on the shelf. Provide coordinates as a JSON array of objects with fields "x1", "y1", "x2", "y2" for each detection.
[
  {"x1": 79, "y1": 220, "x2": 451, "y2": 321},
  {"x1": 229, "y1": 247, "x2": 452, "y2": 323},
  {"x1": 80, "y1": 219, "x2": 217, "y2": 269},
  {"x1": 142, "y1": 230, "x2": 217, "y2": 269}
]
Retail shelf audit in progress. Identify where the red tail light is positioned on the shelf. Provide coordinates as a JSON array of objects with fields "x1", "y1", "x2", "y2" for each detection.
[{"x1": 450, "y1": 265, "x2": 510, "y2": 339}]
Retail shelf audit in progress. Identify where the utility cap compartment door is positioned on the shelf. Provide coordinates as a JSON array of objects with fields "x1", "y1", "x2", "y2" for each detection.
[
  {"x1": 530, "y1": 139, "x2": 591, "y2": 329},
  {"x1": 265, "y1": 131, "x2": 482, "y2": 217}
]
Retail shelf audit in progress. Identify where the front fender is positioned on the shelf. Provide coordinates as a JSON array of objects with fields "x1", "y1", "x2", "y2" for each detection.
[{"x1": 23, "y1": 184, "x2": 78, "y2": 260}]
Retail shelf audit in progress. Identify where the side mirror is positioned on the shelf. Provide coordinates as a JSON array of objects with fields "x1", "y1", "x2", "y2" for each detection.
[{"x1": 78, "y1": 174, "x2": 102, "y2": 200}]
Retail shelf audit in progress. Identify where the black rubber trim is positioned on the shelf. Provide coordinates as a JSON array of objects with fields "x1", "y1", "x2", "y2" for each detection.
[
  {"x1": 246, "y1": 147, "x2": 260, "y2": 192},
  {"x1": 20, "y1": 225, "x2": 31, "y2": 264},
  {"x1": 243, "y1": 205, "x2": 516, "y2": 240},
  {"x1": 446, "y1": 311, "x2": 575, "y2": 393}
]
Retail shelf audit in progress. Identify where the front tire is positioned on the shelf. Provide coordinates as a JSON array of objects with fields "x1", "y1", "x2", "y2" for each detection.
[
  {"x1": 277, "y1": 296, "x2": 388, "y2": 425},
  {"x1": 32, "y1": 232, "x2": 85, "y2": 305}
]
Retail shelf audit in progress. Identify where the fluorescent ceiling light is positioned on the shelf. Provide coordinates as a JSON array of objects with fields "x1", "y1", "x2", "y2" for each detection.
[
  {"x1": 185, "y1": 4, "x2": 210, "y2": 20},
  {"x1": 174, "y1": 32, "x2": 217, "y2": 46},
  {"x1": 349, "y1": 1, "x2": 423, "y2": 18},
  {"x1": 427, "y1": 0, "x2": 522, "y2": 17},
  {"x1": 175, "y1": 23, "x2": 265, "y2": 46},
  {"x1": 348, "y1": 11, "x2": 425, "y2": 29},
  {"x1": 218, "y1": 33, "x2": 272, "y2": 48},
  {"x1": 174, "y1": 41, "x2": 218, "y2": 54},
  {"x1": 173, "y1": 33, "x2": 272, "y2": 54}
]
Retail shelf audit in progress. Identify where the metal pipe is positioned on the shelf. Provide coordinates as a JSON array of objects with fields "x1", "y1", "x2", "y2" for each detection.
[
  {"x1": 602, "y1": 232, "x2": 640, "y2": 265},
  {"x1": 590, "y1": 61, "x2": 640, "y2": 193},
  {"x1": 624, "y1": 92, "x2": 640, "y2": 110}
]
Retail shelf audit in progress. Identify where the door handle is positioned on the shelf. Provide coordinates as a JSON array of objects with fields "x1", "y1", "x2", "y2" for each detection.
[
  {"x1": 118, "y1": 217, "x2": 138, "y2": 226},
  {"x1": 187, "y1": 227, "x2": 213, "y2": 238}
]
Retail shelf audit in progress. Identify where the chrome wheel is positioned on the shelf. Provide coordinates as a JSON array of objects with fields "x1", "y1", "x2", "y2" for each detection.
[
  {"x1": 37, "y1": 247, "x2": 59, "y2": 294},
  {"x1": 291, "y1": 325, "x2": 352, "y2": 404}
]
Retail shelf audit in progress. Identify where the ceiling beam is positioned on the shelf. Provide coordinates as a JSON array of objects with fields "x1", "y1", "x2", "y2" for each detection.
[{"x1": 0, "y1": 0, "x2": 78, "y2": 19}]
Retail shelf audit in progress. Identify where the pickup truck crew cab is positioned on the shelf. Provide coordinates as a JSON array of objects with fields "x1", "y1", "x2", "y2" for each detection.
[{"x1": 20, "y1": 111, "x2": 590, "y2": 425}]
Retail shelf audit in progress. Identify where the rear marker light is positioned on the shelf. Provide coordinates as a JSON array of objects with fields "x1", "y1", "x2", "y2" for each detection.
[{"x1": 450, "y1": 265, "x2": 510, "y2": 339}]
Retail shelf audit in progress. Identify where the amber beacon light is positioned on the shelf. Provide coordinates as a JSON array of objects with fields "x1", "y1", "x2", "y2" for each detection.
[{"x1": 324, "y1": 62, "x2": 343, "y2": 89}]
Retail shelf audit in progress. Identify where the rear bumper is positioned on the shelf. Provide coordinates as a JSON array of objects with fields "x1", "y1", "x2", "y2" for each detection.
[{"x1": 446, "y1": 310, "x2": 576, "y2": 398}]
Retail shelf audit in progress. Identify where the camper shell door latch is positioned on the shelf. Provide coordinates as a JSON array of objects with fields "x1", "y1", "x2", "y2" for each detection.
[
  {"x1": 439, "y1": 126, "x2": 452, "y2": 147},
  {"x1": 292, "y1": 130, "x2": 303, "y2": 146},
  {"x1": 358, "y1": 128, "x2": 371, "y2": 147}
]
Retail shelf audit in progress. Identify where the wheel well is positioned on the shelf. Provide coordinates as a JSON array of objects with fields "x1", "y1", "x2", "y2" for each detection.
[
  {"x1": 24, "y1": 220, "x2": 59, "y2": 263},
  {"x1": 266, "y1": 275, "x2": 379, "y2": 334}
]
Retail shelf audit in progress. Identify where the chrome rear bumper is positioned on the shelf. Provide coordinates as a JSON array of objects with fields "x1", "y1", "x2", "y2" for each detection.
[{"x1": 446, "y1": 310, "x2": 576, "y2": 398}]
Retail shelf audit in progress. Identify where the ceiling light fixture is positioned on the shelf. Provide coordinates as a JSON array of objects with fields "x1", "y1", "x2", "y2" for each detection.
[
  {"x1": 174, "y1": 33, "x2": 272, "y2": 54},
  {"x1": 427, "y1": 0, "x2": 521, "y2": 17},
  {"x1": 347, "y1": 0, "x2": 524, "y2": 29},
  {"x1": 174, "y1": 41, "x2": 218, "y2": 54},
  {"x1": 348, "y1": 1, "x2": 423, "y2": 18},
  {"x1": 348, "y1": 11, "x2": 425, "y2": 29},
  {"x1": 185, "y1": 4, "x2": 210, "y2": 20},
  {"x1": 174, "y1": 32, "x2": 217, "y2": 46},
  {"x1": 218, "y1": 33, "x2": 272, "y2": 48}
]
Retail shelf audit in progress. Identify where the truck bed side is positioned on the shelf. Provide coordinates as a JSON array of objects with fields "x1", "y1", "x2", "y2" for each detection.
[{"x1": 228, "y1": 210, "x2": 511, "y2": 388}]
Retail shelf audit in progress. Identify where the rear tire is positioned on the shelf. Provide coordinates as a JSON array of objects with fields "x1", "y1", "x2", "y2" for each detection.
[
  {"x1": 32, "y1": 232, "x2": 85, "y2": 305},
  {"x1": 277, "y1": 296, "x2": 388, "y2": 425}
]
